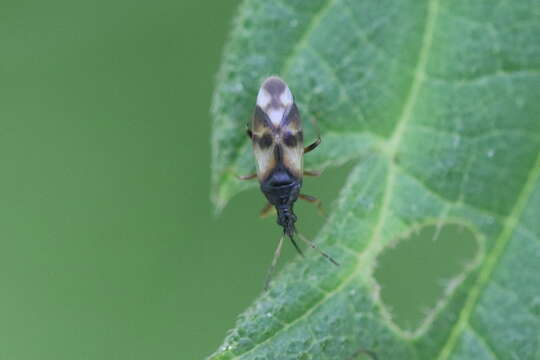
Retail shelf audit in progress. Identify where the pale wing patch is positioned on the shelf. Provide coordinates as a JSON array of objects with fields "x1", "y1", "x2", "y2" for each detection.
[
  {"x1": 256, "y1": 77, "x2": 294, "y2": 128},
  {"x1": 253, "y1": 144, "x2": 275, "y2": 180},
  {"x1": 256, "y1": 87, "x2": 271, "y2": 108},
  {"x1": 281, "y1": 143, "x2": 303, "y2": 177},
  {"x1": 280, "y1": 86, "x2": 293, "y2": 106},
  {"x1": 267, "y1": 108, "x2": 285, "y2": 126}
]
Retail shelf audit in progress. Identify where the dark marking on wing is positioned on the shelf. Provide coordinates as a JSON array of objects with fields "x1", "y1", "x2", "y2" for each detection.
[
  {"x1": 253, "y1": 106, "x2": 271, "y2": 130},
  {"x1": 263, "y1": 77, "x2": 286, "y2": 100},
  {"x1": 283, "y1": 132, "x2": 297, "y2": 148},
  {"x1": 259, "y1": 133, "x2": 273, "y2": 149},
  {"x1": 280, "y1": 103, "x2": 300, "y2": 129}
]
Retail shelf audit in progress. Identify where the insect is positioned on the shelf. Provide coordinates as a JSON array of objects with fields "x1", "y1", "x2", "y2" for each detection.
[{"x1": 239, "y1": 76, "x2": 339, "y2": 290}]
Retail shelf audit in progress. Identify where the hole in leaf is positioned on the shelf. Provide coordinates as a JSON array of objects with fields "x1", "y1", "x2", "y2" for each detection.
[{"x1": 374, "y1": 222, "x2": 479, "y2": 331}]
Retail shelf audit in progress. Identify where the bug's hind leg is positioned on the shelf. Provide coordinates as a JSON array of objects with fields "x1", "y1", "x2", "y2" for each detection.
[
  {"x1": 259, "y1": 203, "x2": 274, "y2": 218},
  {"x1": 299, "y1": 193, "x2": 325, "y2": 216}
]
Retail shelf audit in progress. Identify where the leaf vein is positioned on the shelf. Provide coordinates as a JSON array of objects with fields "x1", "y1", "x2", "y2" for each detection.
[
  {"x1": 281, "y1": 0, "x2": 340, "y2": 77},
  {"x1": 425, "y1": 68, "x2": 540, "y2": 86},
  {"x1": 305, "y1": 46, "x2": 369, "y2": 126},
  {"x1": 491, "y1": 280, "x2": 540, "y2": 320},
  {"x1": 466, "y1": 323, "x2": 500, "y2": 360},
  {"x1": 231, "y1": 0, "x2": 442, "y2": 356},
  {"x1": 393, "y1": 161, "x2": 503, "y2": 221},
  {"x1": 409, "y1": 123, "x2": 540, "y2": 143},
  {"x1": 232, "y1": 0, "x2": 441, "y2": 356},
  {"x1": 229, "y1": 159, "x2": 389, "y2": 359},
  {"x1": 435, "y1": 144, "x2": 540, "y2": 359}
]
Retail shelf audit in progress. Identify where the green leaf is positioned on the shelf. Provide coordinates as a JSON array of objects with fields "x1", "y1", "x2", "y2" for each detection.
[{"x1": 210, "y1": 0, "x2": 540, "y2": 359}]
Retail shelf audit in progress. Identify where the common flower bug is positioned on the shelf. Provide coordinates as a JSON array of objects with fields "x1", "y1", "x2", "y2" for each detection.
[{"x1": 239, "y1": 76, "x2": 339, "y2": 290}]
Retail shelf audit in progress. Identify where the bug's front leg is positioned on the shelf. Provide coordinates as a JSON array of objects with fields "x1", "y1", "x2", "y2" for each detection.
[
  {"x1": 236, "y1": 128, "x2": 256, "y2": 180},
  {"x1": 304, "y1": 136, "x2": 321, "y2": 154},
  {"x1": 304, "y1": 113, "x2": 322, "y2": 154}
]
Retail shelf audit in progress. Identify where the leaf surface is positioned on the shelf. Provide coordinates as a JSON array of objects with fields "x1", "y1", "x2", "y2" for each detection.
[{"x1": 210, "y1": 0, "x2": 540, "y2": 359}]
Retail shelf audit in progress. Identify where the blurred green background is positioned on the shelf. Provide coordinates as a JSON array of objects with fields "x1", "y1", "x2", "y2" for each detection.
[{"x1": 0, "y1": 1, "x2": 477, "y2": 359}]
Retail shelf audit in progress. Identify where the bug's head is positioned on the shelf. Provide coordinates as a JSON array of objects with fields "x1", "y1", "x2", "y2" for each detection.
[{"x1": 277, "y1": 209, "x2": 297, "y2": 238}]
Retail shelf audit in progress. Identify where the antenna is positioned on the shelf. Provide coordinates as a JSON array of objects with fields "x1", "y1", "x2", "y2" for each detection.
[
  {"x1": 297, "y1": 233, "x2": 339, "y2": 266},
  {"x1": 288, "y1": 234, "x2": 304, "y2": 257},
  {"x1": 264, "y1": 235, "x2": 284, "y2": 291}
]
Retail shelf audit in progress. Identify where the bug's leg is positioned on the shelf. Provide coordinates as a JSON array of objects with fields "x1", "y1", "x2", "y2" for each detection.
[
  {"x1": 304, "y1": 114, "x2": 322, "y2": 154},
  {"x1": 297, "y1": 233, "x2": 339, "y2": 266},
  {"x1": 264, "y1": 235, "x2": 284, "y2": 291},
  {"x1": 259, "y1": 203, "x2": 274, "y2": 218},
  {"x1": 303, "y1": 170, "x2": 322, "y2": 177},
  {"x1": 236, "y1": 173, "x2": 257, "y2": 180},
  {"x1": 236, "y1": 128, "x2": 255, "y2": 180},
  {"x1": 303, "y1": 136, "x2": 321, "y2": 154},
  {"x1": 299, "y1": 193, "x2": 325, "y2": 216}
]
